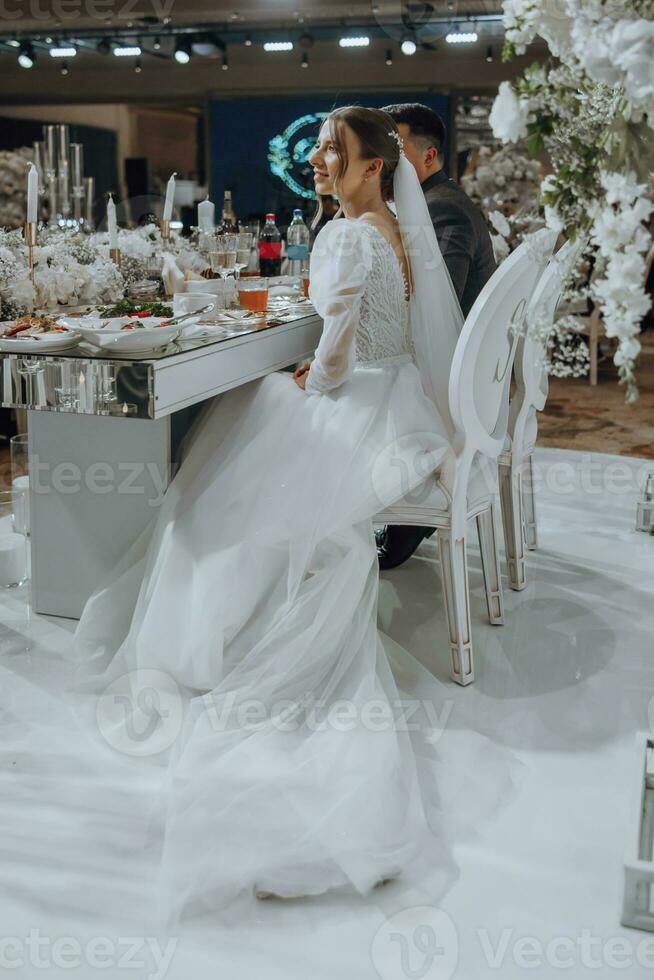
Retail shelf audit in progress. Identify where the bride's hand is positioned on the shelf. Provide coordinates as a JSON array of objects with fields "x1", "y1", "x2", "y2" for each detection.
[{"x1": 293, "y1": 361, "x2": 311, "y2": 390}]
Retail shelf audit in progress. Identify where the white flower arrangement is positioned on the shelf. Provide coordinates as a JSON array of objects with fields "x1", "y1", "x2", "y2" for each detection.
[
  {"x1": 492, "y1": 0, "x2": 654, "y2": 401},
  {"x1": 0, "y1": 147, "x2": 36, "y2": 230}
]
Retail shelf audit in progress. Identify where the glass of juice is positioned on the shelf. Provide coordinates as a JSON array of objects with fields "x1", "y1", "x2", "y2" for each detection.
[
  {"x1": 238, "y1": 277, "x2": 269, "y2": 315},
  {"x1": 300, "y1": 263, "x2": 310, "y2": 299}
]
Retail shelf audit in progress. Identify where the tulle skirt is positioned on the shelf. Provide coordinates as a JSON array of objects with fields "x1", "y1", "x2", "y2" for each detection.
[{"x1": 0, "y1": 358, "x2": 519, "y2": 930}]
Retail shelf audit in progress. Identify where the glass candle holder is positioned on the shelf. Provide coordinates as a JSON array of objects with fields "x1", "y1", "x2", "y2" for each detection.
[
  {"x1": 0, "y1": 489, "x2": 28, "y2": 588},
  {"x1": 10, "y1": 433, "x2": 29, "y2": 536}
]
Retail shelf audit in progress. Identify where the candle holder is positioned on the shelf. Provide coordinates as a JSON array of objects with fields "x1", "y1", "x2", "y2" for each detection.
[
  {"x1": 23, "y1": 221, "x2": 37, "y2": 284},
  {"x1": 109, "y1": 248, "x2": 121, "y2": 267},
  {"x1": 161, "y1": 219, "x2": 170, "y2": 252}
]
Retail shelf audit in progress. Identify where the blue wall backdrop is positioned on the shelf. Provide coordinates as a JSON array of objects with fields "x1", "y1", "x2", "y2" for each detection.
[{"x1": 209, "y1": 93, "x2": 451, "y2": 226}]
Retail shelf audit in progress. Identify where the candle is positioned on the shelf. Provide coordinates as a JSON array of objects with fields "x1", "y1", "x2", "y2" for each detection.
[
  {"x1": 163, "y1": 172, "x2": 177, "y2": 221},
  {"x1": 197, "y1": 195, "x2": 215, "y2": 232},
  {"x1": 26, "y1": 163, "x2": 38, "y2": 223},
  {"x1": 107, "y1": 194, "x2": 118, "y2": 249},
  {"x1": 32, "y1": 141, "x2": 44, "y2": 180}
]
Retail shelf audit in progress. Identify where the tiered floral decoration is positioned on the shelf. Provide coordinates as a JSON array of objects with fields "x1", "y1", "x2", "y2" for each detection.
[
  {"x1": 0, "y1": 148, "x2": 35, "y2": 230},
  {"x1": 490, "y1": 0, "x2": 654, "y2": 401}
]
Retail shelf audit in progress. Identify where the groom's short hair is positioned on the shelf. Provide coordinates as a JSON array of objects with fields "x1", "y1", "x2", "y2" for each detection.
[{"x1": 382, "y1": 103, "x2": 446, "y2": 156}]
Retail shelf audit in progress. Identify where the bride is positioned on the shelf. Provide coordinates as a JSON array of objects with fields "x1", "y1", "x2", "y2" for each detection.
[{"x1": 3, "y1": 107, "x2": 516, "y2": 930}]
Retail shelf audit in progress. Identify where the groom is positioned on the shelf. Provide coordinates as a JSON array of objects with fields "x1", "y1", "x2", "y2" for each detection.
[{"x1": 377, "y1": 102, "x2": 497, "y2": 569}]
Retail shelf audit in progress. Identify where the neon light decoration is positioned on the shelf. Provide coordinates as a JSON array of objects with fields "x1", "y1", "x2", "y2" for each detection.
[{"x1": 268, "y1": 112, "x2": 329, "y2": 199}]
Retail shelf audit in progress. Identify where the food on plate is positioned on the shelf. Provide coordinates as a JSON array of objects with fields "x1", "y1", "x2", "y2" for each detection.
[
  {"x1": 96, "y1": 300, "x2": 173, "y2": 319},
  {"x1": 3, "y1": 315, "x2": 69, "y2": 339}
]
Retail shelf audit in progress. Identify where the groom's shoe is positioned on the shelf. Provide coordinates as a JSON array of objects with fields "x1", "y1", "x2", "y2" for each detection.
[{"x1": 376, "y1": 525, "x2": 434, "y2": 570}]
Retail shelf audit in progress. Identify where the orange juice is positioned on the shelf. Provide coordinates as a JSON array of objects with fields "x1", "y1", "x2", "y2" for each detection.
[
  {"x1": 239, "y1": 287, "x2": 268, "y2": 313},
  {"x1": 302, "y1": 277, "x2": 310, "y2": 299}
]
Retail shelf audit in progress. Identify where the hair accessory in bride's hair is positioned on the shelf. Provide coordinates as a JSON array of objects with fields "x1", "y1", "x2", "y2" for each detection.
[{"x1": 387, "y1": 130, "x2": 405, "y2": 157}]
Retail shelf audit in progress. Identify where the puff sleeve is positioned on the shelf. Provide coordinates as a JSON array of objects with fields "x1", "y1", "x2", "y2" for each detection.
[{"x1": 304, "y1": 220, "x2": 372, "y2": 395}]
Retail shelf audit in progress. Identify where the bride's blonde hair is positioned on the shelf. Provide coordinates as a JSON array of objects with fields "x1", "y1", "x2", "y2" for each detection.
[{"x1": 312, "y1": 106, "x2": 402, "y2": 230}]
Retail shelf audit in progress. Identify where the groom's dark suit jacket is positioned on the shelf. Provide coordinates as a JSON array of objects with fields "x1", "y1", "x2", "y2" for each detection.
[{"x1": 422, "y1": 170, "x2": 497, "y2": 319}]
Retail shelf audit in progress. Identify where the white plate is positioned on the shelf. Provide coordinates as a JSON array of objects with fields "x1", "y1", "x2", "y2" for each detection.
[
  {"x1": 58, "y1": 315, "x2": 182, "y2": 353},
  {"x1": 0, "y1": 322, "x2": 81, "y2": 353}
]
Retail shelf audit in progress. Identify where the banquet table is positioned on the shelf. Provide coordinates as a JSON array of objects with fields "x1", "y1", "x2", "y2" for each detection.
[{"x1": 0, "y1": 311, "x2": 323, "y2": 618}]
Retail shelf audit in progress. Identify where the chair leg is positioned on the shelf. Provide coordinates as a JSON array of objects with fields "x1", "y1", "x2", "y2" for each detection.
[
  {"x1": 589, "y1": 320, "x2": 599, "y2": 386},
  {"x1": 437, "y1": 530, "x2": 474, "y2": 685},
  {"x1": 523, "y1": 454, "x2": 538, "y2": 551},
  {"x1": 476, "y1": 504, "x2": 504, "y2": 625},
  {"x1": 499, "y1": 459, "x2": 527, "y2": 591}
]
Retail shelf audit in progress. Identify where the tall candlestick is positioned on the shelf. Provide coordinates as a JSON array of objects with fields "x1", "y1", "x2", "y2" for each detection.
[
  {"x1": 57, "y1": 124, "x2": 70, "y2": 164},
  {"x1": 197, "y1": 195, "x2": 215, "y2": 232},
  {"x1": 26, "y1": 163, "x2": 38, "y2": 224},
  {"x1": 71, "y1": 143, "x2": 83, "y2": 191},
  {"x1": 84, "y1": 176, "x2": 95, "y2": 228},
  {"x1": 107, "y1": 194, "x2": 118, "y2": 250},
  {"x1": 43, "y1": 125, "x2": 56, "y2": 173},
  {"x1": 24, "y1": 221, "x2": 37, "y2": 284},
  {"x1": 163, "y1": 172, "x2": 177, "y2": 221}
]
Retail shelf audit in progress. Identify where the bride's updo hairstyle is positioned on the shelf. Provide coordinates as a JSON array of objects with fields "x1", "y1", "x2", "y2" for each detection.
[{"x1": 312, "y1": 105, "x2": 402, "y2": 229}]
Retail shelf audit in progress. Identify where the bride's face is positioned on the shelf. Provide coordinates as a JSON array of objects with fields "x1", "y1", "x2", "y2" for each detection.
[{"x1": 309, "y1": 119, "x2": 376, "y2": 203}]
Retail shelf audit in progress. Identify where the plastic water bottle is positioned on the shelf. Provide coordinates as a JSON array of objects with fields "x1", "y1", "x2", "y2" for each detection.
[
  {"x1": 286, "y1": 209, "x2": 311, "y2": 276},
  {"x1": 259, "y1": 213, "x2": 282, "y2": 277}
]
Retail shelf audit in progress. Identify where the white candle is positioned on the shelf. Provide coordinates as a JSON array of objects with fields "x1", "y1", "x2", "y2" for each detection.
[
  {"x1": 0, "y1": 532, "x2": 26, "y2": 587},
  {"x1": 27, "y1": 163, "x2": 38, "y2": 223},
  {"x1": 163, "y1": 172, "x2": 177, "y2": 221},
  {"x1": 12, "y1": 476, "x2": 29, "y2": 536},
  {"x1": 197, "y1": 195, "x2": 214, "y2": 232},
  {"x1": 107, "y1": 194, "x2": 118, "y2": 249}
]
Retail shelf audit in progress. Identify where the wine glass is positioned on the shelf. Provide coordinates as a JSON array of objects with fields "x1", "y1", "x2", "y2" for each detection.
[{"x1": 234, "y1": 232, "x2": 253, "y2": 279}]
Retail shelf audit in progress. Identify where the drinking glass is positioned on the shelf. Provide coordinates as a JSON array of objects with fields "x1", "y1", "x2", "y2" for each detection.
[
  {"x1": 238, "y1": 277, "x2": 269, "y2": 315},
  {"x1": 235, "y1": 233, "x2": 253, "y2": 278},
  {"x1": 220, "y1": 234, "x2": 238, "y2": 280},
  {"x1": 10, "y1": 434, "x2": 29, "y2": 536},
  {"x1": 0, "y1": 489, "x2": 28, "y2": 588}
]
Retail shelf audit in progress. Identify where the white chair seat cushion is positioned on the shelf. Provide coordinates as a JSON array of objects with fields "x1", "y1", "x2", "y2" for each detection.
[{"x1": 378, "y1": 453, "x2": 496, "y2": 523}]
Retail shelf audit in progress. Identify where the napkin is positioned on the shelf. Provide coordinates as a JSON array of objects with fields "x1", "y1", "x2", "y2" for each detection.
[{"x1": 161, "y1": 254, "x2": 185, "y2": 297}]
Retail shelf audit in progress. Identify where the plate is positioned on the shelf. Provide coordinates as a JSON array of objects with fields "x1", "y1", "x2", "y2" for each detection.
[
  {"x1": 58, "y1": 315, "x2": 182, "y2": 353},
  {"x1": 0, "y1": 321, "x2": 81, "y2": 353}
]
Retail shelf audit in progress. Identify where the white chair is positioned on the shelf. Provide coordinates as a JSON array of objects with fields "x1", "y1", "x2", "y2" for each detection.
[
  {"x1": 375, "y1": 230, "x2": 558, "y2": 685},
  {"x1": 498, "y1": 239, "x2": 577, "y2": 590}
]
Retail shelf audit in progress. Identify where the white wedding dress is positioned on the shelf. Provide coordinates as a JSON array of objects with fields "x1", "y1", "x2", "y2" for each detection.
[{"x1": 0, "y1": 212, "x2": 517, "y2": 933}]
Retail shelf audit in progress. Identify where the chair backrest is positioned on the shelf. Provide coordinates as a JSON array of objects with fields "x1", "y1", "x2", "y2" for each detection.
[
  {"x1": 509, "y1": 239, "x2": 581, "y2": 446},
  {"x1": 448, "y1": 228, "x2": 558, "y2": 464}
]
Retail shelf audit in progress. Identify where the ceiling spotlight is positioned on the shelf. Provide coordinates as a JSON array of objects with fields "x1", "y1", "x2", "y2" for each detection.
[
  {"x1": 244, "y1": 34, "x2": 252, "y2": 46},
  {"x1": 221, "y1": 52, "x2": 229, "y2": 70},
  {"x1": 174, "y1": 38, "x2": 192, "y2": 63},
  {"x1": 96, "y1": 38, "x2": 111, "y2": 55},
  {"x1": 60, "y1": 60, "x2": 69, "y2": 75},
  {"x1": 400, "y1": 38, "x2": 417, "y2": 55},
  {"x1": 301, "y1": 51, "x2": 308, "y2": 68},
  {"x1": 113, "y1": 45, "x2": 141, "y2": 56},
  {"x1": 263, "y1": 40, "x2": 293, "y2": 52},
  {"x1": 339, "y1": 36, "x2": 370, "y2": 48},
  {"x1": 153, "y1": 36, "x2": 161, "y2": 50},
  {"x1": 134, "y1": 58, "x2": 142, "y2": 72},
  {"x1": 385, "y1": 49, "x2": 393, "y2": 66},
  {"x1": 298, "y1": 32, "x2": 314, "y2": 49},
  {"x1": 6, "y1": 39, "x2": 19, "y2": 48},
  {"x1": 486, "y1": 44, "x2": 493, "y2": 61},
  {"x1": 17, "y1": 42, "x2": 35, "y2": 68},
  {"x1": 45, "y1": 36, "x2": 53, "y2": 43},
  {"x1": 445, "y1": 31, "x2": 478, "y2": 43}
]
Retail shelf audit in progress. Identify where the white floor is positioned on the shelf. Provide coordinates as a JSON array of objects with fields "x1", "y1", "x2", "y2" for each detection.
[{"x1": 1, "y1": 446, "x2": 654, "y2": 980}]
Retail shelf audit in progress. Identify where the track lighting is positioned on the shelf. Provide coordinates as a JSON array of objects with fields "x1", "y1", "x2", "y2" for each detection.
[
  {"x1": 339, "y1": 36, "x2": 370, "y2": 48},
  {"x1": 50, "y1": 46, "x2": 76, "y2": 58},
  {"x1": 60, "y1": 60, "x2": 69, "y2": 75},
  {"x1": 113, "y1": 45, "x2": 141, "y2": 57},
  {"x1": 445, "y1": 31, "x2": 478, "y2": 43},
  {"x1": 301, "y1": 51, "x2": 308, "y2": 68},
  {"x1": 385, "y1": 49, "x2": 393, "y2": 66},
  {"x1": 263, "y1": 41, "x2": 293, "y2": 52}
]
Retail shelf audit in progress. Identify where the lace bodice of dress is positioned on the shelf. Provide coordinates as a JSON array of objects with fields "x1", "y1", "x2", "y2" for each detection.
[{"x1": 354, "y1": 222, "x2": 415, "y2": 364}]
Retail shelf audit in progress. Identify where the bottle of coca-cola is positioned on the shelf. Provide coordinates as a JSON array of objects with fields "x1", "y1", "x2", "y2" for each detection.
[{"x1": 258, "y1": 213, "x2": 282, "y2": 277}]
